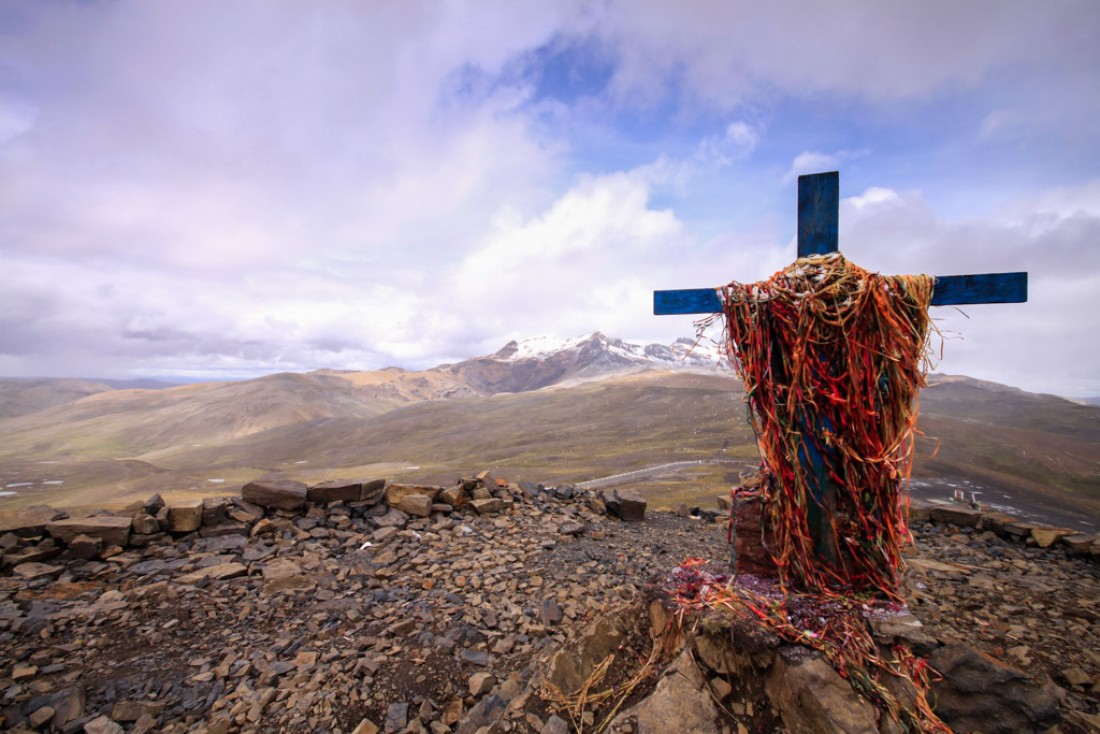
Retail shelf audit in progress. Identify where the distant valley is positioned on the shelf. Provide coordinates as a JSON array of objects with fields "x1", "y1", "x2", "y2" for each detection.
[{"x1": 1, "y1": 332, "x2": 1098, "y2": 531}]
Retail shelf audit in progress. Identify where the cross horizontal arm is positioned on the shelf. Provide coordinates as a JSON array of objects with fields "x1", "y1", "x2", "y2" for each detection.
[
  {"x1": 931, "y1": 272, "x2": 1027, "y2": 305},
  {"x1": 653, "y1": 271, "x2": 1028, "y2": 315}
]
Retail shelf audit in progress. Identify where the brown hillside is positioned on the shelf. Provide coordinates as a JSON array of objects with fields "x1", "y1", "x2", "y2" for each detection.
[
  {"x1": 0, "y1": 355, "x2": 1097, "y2": 530},
  {"x1": 0, "y1": 378, "x2": 114, "y2": 419}
]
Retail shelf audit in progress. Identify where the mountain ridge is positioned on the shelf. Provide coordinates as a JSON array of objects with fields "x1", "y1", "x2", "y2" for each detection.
[{"x1": 0, "y1": 333, "x2": 1097, "y2": 531}]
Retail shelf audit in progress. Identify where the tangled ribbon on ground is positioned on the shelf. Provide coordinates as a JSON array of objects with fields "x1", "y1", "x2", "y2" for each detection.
[
  {"x1": 673, "y1": 560, "x2": 953, "y2": 734},
  {"x1": 706, "y1": 252, "x2": 937, "y2": 597}
]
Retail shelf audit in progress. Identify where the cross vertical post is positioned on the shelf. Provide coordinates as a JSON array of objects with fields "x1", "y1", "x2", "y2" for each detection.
[
  {"x1": 797, "y1": 171, "x2": 838, "y2": 257},
  {"x1": 796, "y1": 172, "x2": 841, "y2": 564}
]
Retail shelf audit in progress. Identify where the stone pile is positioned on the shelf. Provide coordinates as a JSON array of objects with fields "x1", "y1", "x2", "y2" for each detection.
[
  {"x1": 0, "y1": 472, "x2": 650, "y2": 572},
  {"x1": 1, "y1": 471, "x2": 1098, "y2": 734},
  {"x1": 909, "y1": 499, "x2": 1100, "y2": 559},
  {"x1": 0, "y1": 472, "x2": 704, "y2": 734},
  {"x1": 903, "y1": 517, "x2": 1100, "y2": 733}
]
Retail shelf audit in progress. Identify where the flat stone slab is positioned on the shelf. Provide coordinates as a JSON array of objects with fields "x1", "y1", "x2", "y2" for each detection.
[
  {"x1": 46, "y1": 516, "x2": 132, "y2": 547},
  {"x1": 1062, "y1": 534, "x2": 1098, "y2": 554},
  {"x1": 12, "y1": 562, "x2": 64, "y2": 580},
  {"x1": 261, "y1": 558, "x2": 303, "y2": 581},
  {"x1": 929, "y1": 504, "x2": 982, "y2": 527},
  {"x1": 242, "y1": 479, "x2": 308, "y2": 511},
  {"x1": 0, "y1": 505, "x2": 65, "y2": 536},
  {"x1": 307, "y1": 480, "x2": 363, "y2": 504},
  {"x1": 177, "y1": 562, "x2": 247, "y2": 585}
]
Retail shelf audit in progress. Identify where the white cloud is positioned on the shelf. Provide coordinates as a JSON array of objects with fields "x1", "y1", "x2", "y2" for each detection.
[
  {"x1": 696, "y1": 121, "x2": 759, "y2": 166},
  {"x1": 591, "y1": 1, "x2": 1099, "y2": 105},
  {"x1": 846, "y1": 187, "x2": 901, "y2": 211},
  {"x1": 0, "y1": 96, "x2": 36, "y2": 145},
  {"x1": 783, "y1": 149, "x2": 871, "y2": 183},
  {"x1": 446, "y1": 170, "x2": 687, "y2": 348},
  {"x1": 1024, "y1": 180, "x2": 1100, "y2": 220},
  {"x1": 0, "y1": 1, "x2": 1096, "y2": 398},
  {"x1": 783, "y1": 151, "x2": 841, "y2": 183}
]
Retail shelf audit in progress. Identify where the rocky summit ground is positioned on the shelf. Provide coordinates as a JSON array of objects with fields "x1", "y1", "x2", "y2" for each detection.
[
  {"x1": 0, "y1": 477, "x2": 1098, "y2": 734},
  {"x1": 903, "y1": 520, "x2": 1100, "y2": 732}
]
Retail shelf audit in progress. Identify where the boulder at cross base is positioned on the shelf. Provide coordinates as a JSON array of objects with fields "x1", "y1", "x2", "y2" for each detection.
[
  {"x1": 611, "y1": 648, "x2": 719, "y2": 733},
  {"x1": 766, "y1": 651, "x2": 879, "y2": 734},
  {"x1": 242, "y1": 478, "x2": 308, "y2": 511},
  {"x1": 928, "y1": 643, "x2": 1061, "y2": 734},
  {"x1": 45, "y1": 516, "x2": 132, "y2": 547}
]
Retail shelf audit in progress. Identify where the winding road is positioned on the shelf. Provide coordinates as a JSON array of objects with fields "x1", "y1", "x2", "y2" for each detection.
[{"x1": 578, "y1": 458, "x2": 756, "y2": 491}]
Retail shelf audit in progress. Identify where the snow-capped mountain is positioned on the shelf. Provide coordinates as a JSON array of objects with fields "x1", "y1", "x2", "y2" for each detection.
[
  {"x1": 491, "y1": 332, "x2": 725, "y2": 368},
  {"x1": 436, "y1": 332, "x2": 726, "y2": 395}
]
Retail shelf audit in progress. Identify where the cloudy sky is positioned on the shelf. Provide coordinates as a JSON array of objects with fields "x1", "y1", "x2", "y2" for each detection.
[{"x1": 1, "y1": 1, "x2": 1098, "y2": 396}]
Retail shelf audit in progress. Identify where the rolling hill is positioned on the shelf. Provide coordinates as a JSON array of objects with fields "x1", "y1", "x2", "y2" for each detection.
[
  {"x1": 0, "y1": 333, "x2": 1097, "y2": 531},
  {"x1": 0, "y1": 378, "x2": 115, "y2": 419}
]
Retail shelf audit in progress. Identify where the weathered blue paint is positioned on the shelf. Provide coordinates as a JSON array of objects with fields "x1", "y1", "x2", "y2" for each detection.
[
  {"x1": 932, "y1": 272, "x2": 1028, "y2": 306},
  {"x1": 797, "y1": 172, "x2": 839, "y2": 257},
  {"x1": 653, "y1": 288, "x2": 722, "y2": 315},
  {"x1": 797, "y1": 410, "x2": 837, "y2": 563},
  {"x1": 653, "y1": 272, "x2": 1028, "y2": 315}
]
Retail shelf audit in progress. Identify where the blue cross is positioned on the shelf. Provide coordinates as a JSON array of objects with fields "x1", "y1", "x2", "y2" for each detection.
[{"x1": 653, "y1": 171, "x2": 1028, "y2": 572}]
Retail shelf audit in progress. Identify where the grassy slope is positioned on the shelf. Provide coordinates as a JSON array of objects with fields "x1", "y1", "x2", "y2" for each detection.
[
  {"x1": 151, "y1": 371, "x2": 755, "y2": 482},
  {"x1": 0, "y1": 378, "x2": 115, "y2": 419},
  {"x1": 1, "y1": 368, "x2": 1097, "y2": 522},
  {"x1": 918, "y1": 376, "x2": 1100, "y2": 506},
  {"x1": 0, "y1": 373, "x2": 393, "y2": 461}
]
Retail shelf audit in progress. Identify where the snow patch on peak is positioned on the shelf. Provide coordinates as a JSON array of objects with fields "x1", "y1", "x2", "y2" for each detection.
[
  {"x1": 495, "y1": 332, "x2": 626, "y2": 361},
  {"x1": 496, "y1": 334, "x2": 591, "y2": 361},
  {"x1": 491, "y1": 332, "x2": 727, "y2": 368}
]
